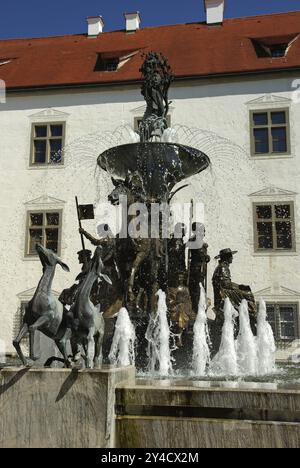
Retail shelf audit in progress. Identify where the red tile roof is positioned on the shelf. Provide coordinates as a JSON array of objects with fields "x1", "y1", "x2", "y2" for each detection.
[{"x1": 0, "y1": 11, "x2": 300, "y2": 91}]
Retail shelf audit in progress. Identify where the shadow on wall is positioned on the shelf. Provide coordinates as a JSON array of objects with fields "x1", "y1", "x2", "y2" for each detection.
[{"x1": 0, "y1": 367, "x2": 30, "y2": 395}]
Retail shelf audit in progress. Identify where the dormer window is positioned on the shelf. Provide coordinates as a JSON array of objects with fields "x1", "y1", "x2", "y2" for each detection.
[
  {"x1": 252, "y1": 35, "x2": 298, "y2": 59},
  {"x1": 0, "y1": 58, "x2": 13, "y2": 66},
  {"x1": 95, "y1": 56, "x2": 119, "y2": 72},
  {"x1": 94, "y1": 50, "x2": 139, "y2": 72},
  {"x1": 268, "y1": 44, "x2": 288, "y2": 58}
]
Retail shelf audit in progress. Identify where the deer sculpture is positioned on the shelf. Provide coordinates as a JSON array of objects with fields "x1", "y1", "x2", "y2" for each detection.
[
  {"x1": 69, "y1": 246, "x2": 111, "y2": 369},
  {"x1": 13, "y1": 244, "x2": 71, "y2": 367}
]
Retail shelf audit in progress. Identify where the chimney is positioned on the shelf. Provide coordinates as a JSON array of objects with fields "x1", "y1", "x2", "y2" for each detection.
[
  {"x1": 204, "y1": 0, "x2": 225, "y2": 25},
  {"x1": 87, "y1": 16, "x2": 104, "y2": 37},
  {"x1": 124, "y1": 12, "x2": 141, "y2": 32}
]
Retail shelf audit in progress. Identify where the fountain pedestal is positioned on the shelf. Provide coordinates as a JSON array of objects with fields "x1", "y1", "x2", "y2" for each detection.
[
  {"x1": 115, "y1": 379, "x2": 300, "y2": 448},
  {"x1": 1, "y1": 367, "x2": 299, "y2": 448},
  {"x1": 0, "y1": 366, "x2": 135, "y2": 448}
]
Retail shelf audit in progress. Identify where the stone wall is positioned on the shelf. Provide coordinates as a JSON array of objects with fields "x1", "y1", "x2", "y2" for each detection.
[
  {"x1": 115, "y1": 380, "x2": 300, "y2": 448},
  {"x1": 1, "y1": 367, "x2": 299, "y2": 448},
  {"x1": 0, "y1": 366, "x2": 135, "y2": 448}
]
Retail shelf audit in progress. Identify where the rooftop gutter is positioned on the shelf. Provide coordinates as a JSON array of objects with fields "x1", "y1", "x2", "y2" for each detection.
[{"x1": 5, "y1": 66, "x2": 300, "y2": 94}]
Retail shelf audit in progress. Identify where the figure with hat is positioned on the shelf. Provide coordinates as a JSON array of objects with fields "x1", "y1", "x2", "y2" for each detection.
[
  {"x1": 78, "y1": 224, "x2": 123, "y2": 318},
  {"x1": 211, "y1": 248, "x2": 256, "y2": 350},
  {"x1": 59, "y1": 248, "x2": 92, "y2": 307}
]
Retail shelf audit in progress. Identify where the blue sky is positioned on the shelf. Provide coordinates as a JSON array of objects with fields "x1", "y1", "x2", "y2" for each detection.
[{"x1": 0, "y1": 0, "x2": 299, "y2": 39}]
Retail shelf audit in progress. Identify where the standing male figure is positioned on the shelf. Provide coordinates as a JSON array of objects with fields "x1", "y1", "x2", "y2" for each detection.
[{"x1": 188, "y1": 222, "x2": 210, "y2": 313}]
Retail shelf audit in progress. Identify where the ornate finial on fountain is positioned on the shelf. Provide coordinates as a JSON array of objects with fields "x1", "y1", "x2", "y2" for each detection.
[{"x1": 139, "y1": 51, "x2": 173, "y2": 142}]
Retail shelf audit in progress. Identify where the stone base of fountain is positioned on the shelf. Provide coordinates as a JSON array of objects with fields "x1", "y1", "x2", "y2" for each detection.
[
  {"x1": 1, "y1": 367, "x2": 299, "y2": 448},
  {"x1": 0, "y1": 366, "x2": 135, "y2": 448},
  {"x1": 116, "y1": 379, "x2": 300, "y2": 448}
]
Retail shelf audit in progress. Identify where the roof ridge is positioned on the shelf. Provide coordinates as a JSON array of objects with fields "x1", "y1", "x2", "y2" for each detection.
[{"x1": 224, "y1": 10, "x2": 300, "y2": 23}]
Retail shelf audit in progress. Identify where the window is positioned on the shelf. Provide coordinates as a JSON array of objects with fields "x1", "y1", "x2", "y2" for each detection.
[
  {"x1": 250, "y1": 109, "x2": 290, "y2": 156},
  {"x1": 0, "y1": 58, "x2": 13, "y2": 66},
  {"x1": 253, "y1": 41, "x2": 289, "y2": 58},
  {"x1": 266, "y1": 303, "x2": 299, "y2": 342},
  {"x1": 251, "y1": 35, "x2": 298, "y2": 59},
  {"x1": 30, "y1": 122, "x2": 65, "y2": 165},
  {"x1": 253, "y1": 202, "x2": 295, "y2": 252},
  {"x1": 25, "y1": 210, "x2": 62, "y2": 256},
  {"x1": 95, "y1": 55, "x2": 119, "y2": 71}
]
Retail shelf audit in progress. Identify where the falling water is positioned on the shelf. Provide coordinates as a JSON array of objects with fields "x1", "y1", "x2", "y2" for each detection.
[
  {"x1": 192, "y1": 284, "x2": 211, "y2": 376},
  {"x1": 109, "y1": 308, "x2": 136, "y2": 367},
  {"x1": 146, "y1": 290, "x2": 172, "y2": 376},
  {"x1": 210, "y1": 298, "x2": 238, "y2": 376},
  {"x1": 256, "y1": 299, "x2": 276, "y2": 375},
  {"x1": 236, "y1": 300, "x2": 258, "y2": 375}
]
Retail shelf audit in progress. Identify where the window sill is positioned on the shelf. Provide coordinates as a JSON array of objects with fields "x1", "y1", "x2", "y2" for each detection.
[
  {"x1": 27, "y1": 164, "x2": 65, "y2": 170},
  {"x1": 253, "y1": 250, "x2": 298, "y2": 257},
  {"x1": 23, "y1": 256, "x2": 40, "y2": 261},
  {"x1": 250, "y1": 154, "x2": 293, "y2": 161}
]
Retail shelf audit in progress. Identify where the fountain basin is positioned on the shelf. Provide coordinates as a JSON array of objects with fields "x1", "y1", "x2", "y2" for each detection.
[
  {"x1": 98, "y1": 142, "x2": 210, "y2": 199},
  {"x1": 115, "y1": 376, "x2": 300, "y2": 448}
]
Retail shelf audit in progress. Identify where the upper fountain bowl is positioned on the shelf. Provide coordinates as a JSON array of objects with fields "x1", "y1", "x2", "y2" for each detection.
[{"x1": 98, "y1": 142, "x2": 210, "y2": 199}]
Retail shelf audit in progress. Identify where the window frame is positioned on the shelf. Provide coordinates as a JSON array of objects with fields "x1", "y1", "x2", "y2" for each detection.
[
  {"x1": 25, "y1": 209, "x2": 63, "y2": 257},
  {"x1": 265, "y1": 302, "x2": 299, "y2": 342},
  {"x1": 253, "y1": 201, "x2": 296, "y2": 253},
  {"x1": 30, "y1": 121, "x2": 66, "y2": 166},
  {"x1": 250, "y1": 108, "x2": 291, "y2": 157}
]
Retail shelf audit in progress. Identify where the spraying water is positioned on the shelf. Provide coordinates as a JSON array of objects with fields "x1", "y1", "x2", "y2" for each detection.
[
  {"x1": 109, "y1": 308, "x2": 136, "y2": 367},
  {"x1": 236, "y1": 300, "x2": 258, "y2": 375},
  {"x1": 146, "y1": 290, "x2": 172, "y2": 376},
  {"x1": 192, "y1": 284, "x2": 211, "y2": 376},
  {"x1": 256, "y1": 299, "x2": 276, "y2": 375},
  {"x1": 210, "y1": 298, "x2": 238, "y2": 376}
]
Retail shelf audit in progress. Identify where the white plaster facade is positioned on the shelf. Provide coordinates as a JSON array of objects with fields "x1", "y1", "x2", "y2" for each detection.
[{"x1": 0, "y1": 72, "x2": 300, "y2": 357}]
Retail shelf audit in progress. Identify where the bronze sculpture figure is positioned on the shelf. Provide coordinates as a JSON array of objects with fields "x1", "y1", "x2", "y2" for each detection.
[
  {"x1": 212, "y1": 248, "x2": 256, "y2": 317},
  {"x1": 139, "y1": 51, "x2": 173, "y2": 142},
  {"x1": 79, "y1": 225, "x2": 123, "y2": 318},
  {"x1": 69, "y1": 246, "x2": 111, "y2": 368},
  {"x1": 13, "y1": 244, "x2": 71, "y2": 367},
  {"x1": 167, "y1": 273, "x2": 194, "y2": 348},
  {"x1": 188, "y1": 223, "x2": 210, "y2": 313},
  {"x1": 59, "y1": 249, "x2": 92, "y2": 307},
  {"x1": 211, "y1": 248, "x2": 256, "y2": 351}
]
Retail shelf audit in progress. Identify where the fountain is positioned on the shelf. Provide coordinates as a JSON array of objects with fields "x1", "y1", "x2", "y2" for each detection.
[
  {"x1": 192, "y1": 284, "x2": 210, "y2": 376},
  {"x1": 4, "y1": 51, "x2": 299, "y2": 449},
  {"x1": 108, "y1": 307, "x2": 136, "y2": 367},
  {"x1": 210, "y1": 298, "x2": 238, "y2": 376},
  {"x1": 145, "y1": 290, "x2": 172, "y2": 377},
  {"x1": 256, "y1": 299, "x2": 276, "y2": 375},
  {"x1": 236, "y1": 300, "x2": 258, "y2": 375}
]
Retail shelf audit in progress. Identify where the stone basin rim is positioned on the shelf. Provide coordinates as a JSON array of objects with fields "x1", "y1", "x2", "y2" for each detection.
[{"x1": 97, "y1": 141, "x2": 211, "y2": 173}]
